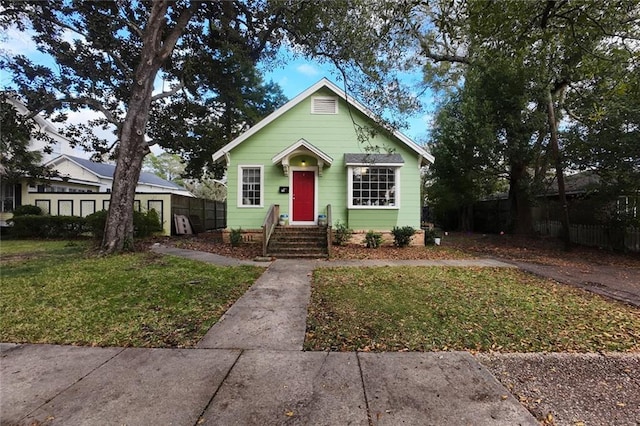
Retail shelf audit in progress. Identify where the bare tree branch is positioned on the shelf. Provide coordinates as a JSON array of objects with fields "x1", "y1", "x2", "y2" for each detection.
[
  {"x1": 158, "y1": 1, "x2": 202, "y2": 62},
  {"x1": 151, "y1": 81, "x2": 185, "y2": 102},
  {"x1": 25, "y1": 96, "x2": 120, "y2": 127},
  {"x1": 116, "y1": 1, "x2": 144, "y2": 39},
  {"x1": 420, "y1": 41, "x2": 470, "y2": 64}
]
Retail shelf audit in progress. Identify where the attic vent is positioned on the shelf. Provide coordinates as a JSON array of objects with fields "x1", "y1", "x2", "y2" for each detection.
[{"x1": 311, "y1": 97, "x2": 338, "y2": 114}]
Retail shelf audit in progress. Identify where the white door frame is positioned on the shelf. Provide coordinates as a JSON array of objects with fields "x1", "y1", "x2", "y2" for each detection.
[{"x1": 289, "y1": 166, "x2": 318, "y2": 225}]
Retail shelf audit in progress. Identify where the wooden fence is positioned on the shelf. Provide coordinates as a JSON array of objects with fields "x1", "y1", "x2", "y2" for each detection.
[
  {"x1": 535, "y1": 220, "x2": 640, "y2": 252},
  {"x1": 171, "y1": 195, "x2": 226, "y2": 233}
]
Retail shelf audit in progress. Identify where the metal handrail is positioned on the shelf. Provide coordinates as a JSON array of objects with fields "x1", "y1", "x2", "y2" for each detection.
[{"x1": 262, "y1": 204, "x2": 279, "y2": 256}]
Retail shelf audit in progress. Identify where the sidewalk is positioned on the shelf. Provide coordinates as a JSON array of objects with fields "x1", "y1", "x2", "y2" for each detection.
[{"x1": 2, "y1": 248, "x2": 638, "y2": 425}]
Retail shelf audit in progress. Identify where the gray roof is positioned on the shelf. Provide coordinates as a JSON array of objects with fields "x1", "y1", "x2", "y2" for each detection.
[
  {"x1": 344, "y1": 153, "x2": 404, "y2": 165},
  {"x1": 544, "y1": 171, "x2": 601, "y2": 195},
  {"x1": 65, "y1": 155, "x2": 184, "y2": 190}
]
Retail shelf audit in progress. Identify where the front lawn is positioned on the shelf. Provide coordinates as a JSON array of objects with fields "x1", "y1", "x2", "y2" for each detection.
[
  {"x1": 306, "y1": 266, "x2": 640, "y2": 353},
  {"x1": 0, "y1": 240, "x2": 263, "y2": 347}
]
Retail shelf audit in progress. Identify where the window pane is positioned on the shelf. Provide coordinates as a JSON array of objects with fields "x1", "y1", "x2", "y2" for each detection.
[
  {"x1": 1, "y1": 182, "x2": 15, "y2": 212},
  {"x1": 351, "y1": 167, "x2": 396, "y2": 207},
  {"x1": 241, "y1": 167, "x2": 261, "y2": 206}
]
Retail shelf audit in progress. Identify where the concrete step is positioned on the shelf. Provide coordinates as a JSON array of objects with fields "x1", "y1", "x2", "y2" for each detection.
[
  {"x1": 269, "y1": 241, "x2": 326, "y2": 249},
  {"x1": 266, "y1": 252, "x2": 328, "y2": 259},
  {"x1": 268, "y1": 226, "x2": 329, "y2": 259}
]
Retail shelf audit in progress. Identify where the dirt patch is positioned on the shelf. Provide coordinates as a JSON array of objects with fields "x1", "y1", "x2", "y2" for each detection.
[
  {"x1": 0, "y1": 253, "x2": 37, "y2": 264},
  {"x1": 443, "y1": 232, "x2": 640, "y2": 269},
  {"x1": 329, "y1": 244, "x2": 471, "y2": 260},
  {"x1": 149, "y1": 234, "x2": 262, "y2": 260}
]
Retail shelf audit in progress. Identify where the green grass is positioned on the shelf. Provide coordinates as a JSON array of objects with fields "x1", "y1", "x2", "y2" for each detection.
[
  {"x1": 1, "y1": 240, "x2": 263, "y2": 347},
  {"x1": 306, "y1": 267, "x2": 640, "y2": 353},
  {"x1": 0, "y1": 239, "x2": 88, "y2": 256}
]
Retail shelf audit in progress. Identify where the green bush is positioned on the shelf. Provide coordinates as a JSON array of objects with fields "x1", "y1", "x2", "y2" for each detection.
[
  {"x1": 334, "y1": 220, "x2": 353, "y2": 246},
  {"x1": 9, "y1": 215, "x2": 86, "y2": 238},
  {"x1": 12, "y1": 204, "x2": 43, "y2": 216},
  {"x1": 135, "y1": 209, "x2": 163, "y2": 237},
  {"x1": 229, "y1": 228, "x2": 242, "y2": 247},
  {"x1": 365, "y1": 230, "x2": 383, "y2": 248},
  {"x1": 85, "y1": 209, "x2": 163, "y2": 239},
  {"x1": 85, "y1": 210, "x2": 108, "y2": 239},
  {"x1": 391, "y1": 226, "x2": 416, "y2": 248},
  {"x1": 424, "y1": 228, "x2": 437, "y2": 245}
]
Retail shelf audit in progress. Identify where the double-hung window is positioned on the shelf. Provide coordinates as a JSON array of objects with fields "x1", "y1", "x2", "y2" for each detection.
[
  {"x1": 238, "y1": 165, "x2": 263, "y2": 207},
  {"x1": 346, "y1": 153, "x2": 403, "y2": 209},
  {"x1": 1, "y1": 182, "x2": 15, "y2": 212}
]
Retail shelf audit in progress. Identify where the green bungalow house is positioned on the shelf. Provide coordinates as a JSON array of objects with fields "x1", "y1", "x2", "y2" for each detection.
[{"x1": 212, "y1": 78, "x2": 434, "y2": 256}]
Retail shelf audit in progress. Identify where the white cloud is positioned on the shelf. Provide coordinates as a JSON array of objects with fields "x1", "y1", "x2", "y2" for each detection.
[
  {"x1": 61, "y1": 108, "x2": 117, "y2": 158},
  {"x1": 296, "y1": 63, "x2": 319, "y2": 77},
  {"x1": 0, "y1": 26, "x2": 38, "y2": 55},
  {"x1": 277, "y1": 76, "x2": 289, "y2": 88}
]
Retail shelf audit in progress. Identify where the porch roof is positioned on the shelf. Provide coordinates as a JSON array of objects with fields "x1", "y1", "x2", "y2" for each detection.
[{"x1": 344, "y1": 153, "x2": 404, "y2": 166}]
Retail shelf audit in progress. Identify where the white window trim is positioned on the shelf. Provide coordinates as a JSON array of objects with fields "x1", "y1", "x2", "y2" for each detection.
[
  {"x1": 311, "y1": 96, "x2": 339, "y2": 114},
  {"x1": 347, "y1": 165, "x2": 401, "y2": 210},
  {"x1": 237, "y1": 164, "x2": 264, "y2": 208}
]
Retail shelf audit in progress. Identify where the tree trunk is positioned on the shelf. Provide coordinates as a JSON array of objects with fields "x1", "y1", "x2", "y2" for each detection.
[
  {"x1": 508, "y1": 163, "x2": 534, "y2": 235},
  {"x1": 101, "y1": 100, "x2": 151, "y2": 252},
  {"x1": 101, "y1": 1, "x2": 173, "y2": 253},
  {"x1": 459, "y1": 204, "x2": 473, "y2": 232},
  {"x1": 546, "y1": 89, "x2": 571, "y2": 251}
]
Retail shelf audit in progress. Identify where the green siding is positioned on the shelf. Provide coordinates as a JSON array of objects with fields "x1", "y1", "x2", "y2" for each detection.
[{"x1": 226, "y1": 87, "x2": 423, "y2": 231}]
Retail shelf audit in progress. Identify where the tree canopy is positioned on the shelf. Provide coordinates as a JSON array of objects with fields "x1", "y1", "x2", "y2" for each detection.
[
  {"x1": 419, "y1": 0, "x2": 640, "y2": 237},
  {"x1": 0, "y1": 94, "x2": 55, "y2": 183}
]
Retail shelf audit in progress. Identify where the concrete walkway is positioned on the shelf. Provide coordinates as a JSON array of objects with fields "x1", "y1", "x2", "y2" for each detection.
[{"x1": 197, "y1": 259, "x2": 311, "y2": 350}]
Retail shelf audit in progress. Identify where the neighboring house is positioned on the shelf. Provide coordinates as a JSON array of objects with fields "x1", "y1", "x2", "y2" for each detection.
[
  {"x1": 1, "y1": 96, "x2": 76, "y2": 217},
  {"x1": 472, "y1": 170, "x2": 638, "y2": 234},
  {"x1": 41, "y1": 154, "x2": 192, "y2": 197},
  {"x1": 4, "y1": 96, "x2": 77, "y2": 163},
  {"x1": 1, "y1": 98, "x2": 194, "y2": 234},
  {"x1": 212, "y1": 78, "x2": 434, "y2": 242}
]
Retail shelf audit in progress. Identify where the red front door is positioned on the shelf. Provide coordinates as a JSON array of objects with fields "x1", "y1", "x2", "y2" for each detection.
[{"x1": 292, "y1": 170, "x2": 315, "y2": 222}]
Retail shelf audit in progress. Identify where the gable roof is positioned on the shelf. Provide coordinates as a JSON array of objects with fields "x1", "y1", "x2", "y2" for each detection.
[
  {"x1": 47, "y1": 154, "x2": 185, "y2": 190},
  {"x1": 272, "y1": 138, "x2": 334, "y2": 165},
  {"x1": 4, "y1": 94, "x2": 56, "y2": 133},
  {"x1": 212, "y1": 78, "x2": 435, "y2": 165}
]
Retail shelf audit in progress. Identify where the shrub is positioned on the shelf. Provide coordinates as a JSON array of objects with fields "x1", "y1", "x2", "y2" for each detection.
[
  {"x1": 229, "y1": 228, "x2": 242, "y2": 247},
  {"x1": 85, "y1": 210, "x2": 108, "y2": 239},
  {"x1": 365, "y1": 230, "x2": 383, "y2": 248},
  {"x1": 12, "y1": 204, "x2": 43, "y2": 216},
  {"x1": 134, "y1": 209, "x2": 163, "y2": 237},
  {"x1": 85, "y1": 209, "x2": 163, "y2": 239},
  {"x1": 391, "y1": 226, "x2": 416, "y2": 248},
  {"x1": 334, "y1": 220, "x2": 353, "y2": 246},
  {"x1": 9, "y1": 215, "x2": 86, "y2": 238},
  {"x1": 424, "y1": 228, "x2": 436, "y2": 245}
]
